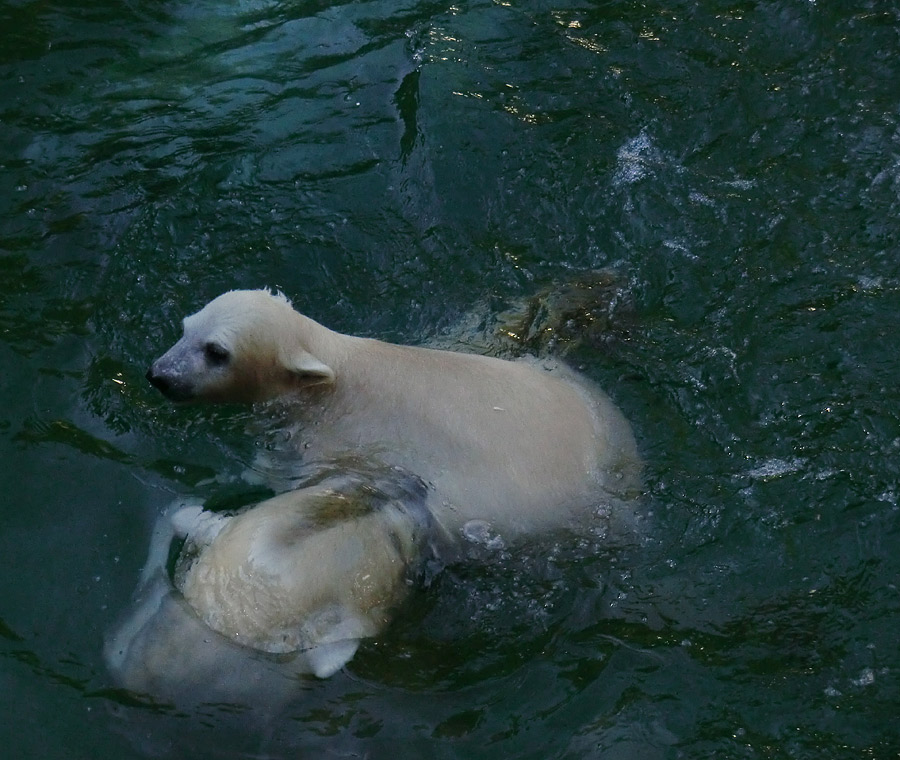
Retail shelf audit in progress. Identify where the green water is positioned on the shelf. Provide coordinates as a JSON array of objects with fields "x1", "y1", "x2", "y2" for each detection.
[{"x1": 2, "y1": 0, "x2": 899, "y2": 757}]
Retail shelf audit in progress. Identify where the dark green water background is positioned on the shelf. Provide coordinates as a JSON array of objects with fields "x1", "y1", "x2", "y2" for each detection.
[{"x1": 2, "y1": 0, "x2": 899, "y2": 757}]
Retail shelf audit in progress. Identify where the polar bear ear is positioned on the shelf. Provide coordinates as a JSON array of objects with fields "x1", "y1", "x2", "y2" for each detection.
[{"x1": 284, "y1": 350, "x2": 335, "y2": 386}]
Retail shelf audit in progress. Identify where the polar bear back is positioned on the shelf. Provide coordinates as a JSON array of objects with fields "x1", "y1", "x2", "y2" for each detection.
[
  {"x1": 280, "y1": 338, "x2": 640, "y2": 534},
  {"x1": 177, "y1": 483, "x2": 430, "y2": 655}
]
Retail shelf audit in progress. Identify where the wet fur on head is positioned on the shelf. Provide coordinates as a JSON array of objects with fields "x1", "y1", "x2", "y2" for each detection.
[{"x1": 146, "y1": 289, "x2": 333, "y2": 403}]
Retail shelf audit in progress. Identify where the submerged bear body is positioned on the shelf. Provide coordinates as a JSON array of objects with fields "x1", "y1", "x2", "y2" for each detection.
[{"x1": 106, "y1": 467, "x2": 440, "y2": 703}]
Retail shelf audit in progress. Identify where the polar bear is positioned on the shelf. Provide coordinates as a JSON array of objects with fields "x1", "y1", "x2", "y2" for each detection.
[
  {"x1": 146, "y1": 289, "x2": 641, "y2": 536},
  {"x1": 106, "y1": 465, "x2": 442, "y2": 705}
]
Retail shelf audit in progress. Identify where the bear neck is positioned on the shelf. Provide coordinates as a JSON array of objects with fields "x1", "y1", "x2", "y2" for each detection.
[
  {"x1": 287, "y1": 309, "x2": 409, "y2": 399},
  {"x1": 287, "y1": 309, "x2": 357, "y2": 376}
]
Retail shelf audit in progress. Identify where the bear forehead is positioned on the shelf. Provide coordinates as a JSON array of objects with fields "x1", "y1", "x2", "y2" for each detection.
[
  {"x1": 203, "y1": 289, "x2": 291, "y2": 314},
  {"x1": 183, "y1": 290, "x2": 293, "y2": 334}
]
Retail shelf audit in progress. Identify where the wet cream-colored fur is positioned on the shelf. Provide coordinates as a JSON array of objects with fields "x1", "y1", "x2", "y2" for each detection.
[
  {"x1": 147, "y1": 289, "x2": 641, "y2": 536},
  {"x1": 106, "y1": 469, "x2": 437, "y2": 702},
  {"x1": 109, "y1": 290, "x2": 641, "y2": 703}
]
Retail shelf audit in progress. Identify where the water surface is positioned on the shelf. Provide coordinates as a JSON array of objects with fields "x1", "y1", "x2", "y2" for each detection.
[{"x1": 2, "y1": 1, "x2": 899, "y2": 757}]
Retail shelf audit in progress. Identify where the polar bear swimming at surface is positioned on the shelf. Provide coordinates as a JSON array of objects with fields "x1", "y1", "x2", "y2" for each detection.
[
  {"x1": 106, "y1": 465, "x2": 443, "y2": 705},
  {"x1": 146, "y1": 288, "x2": 642, "y2": 537}
]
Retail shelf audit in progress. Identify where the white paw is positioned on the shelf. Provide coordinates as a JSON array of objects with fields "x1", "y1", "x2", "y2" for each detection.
[{"x1": 171, "y1": 504, "x2": 228, "y2": 543}]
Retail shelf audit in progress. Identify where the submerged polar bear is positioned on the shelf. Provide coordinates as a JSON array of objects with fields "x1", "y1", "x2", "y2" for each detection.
[
  {"x1": 106, "y1": 465, "x2": 444, "y2": 704},
  {"x1": 146, "y1": 289, "x2": 641, "y2": 535},
  {"x1": 108, "y1": 288, "x2": 640, "y2": 705}
]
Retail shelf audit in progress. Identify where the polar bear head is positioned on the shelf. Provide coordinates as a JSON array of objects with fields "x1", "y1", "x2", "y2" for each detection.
[{"x1": 146, "y1": 290, "x2": 335, "y2": 403}]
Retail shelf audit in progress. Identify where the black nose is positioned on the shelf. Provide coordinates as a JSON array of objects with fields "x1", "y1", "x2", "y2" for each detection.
[
  {"x1": 146, "y1": 365, "x2": 193, "y2": 401},
  {"x1": 146, "y1": 367, "x2": 171, "y2": 394}
]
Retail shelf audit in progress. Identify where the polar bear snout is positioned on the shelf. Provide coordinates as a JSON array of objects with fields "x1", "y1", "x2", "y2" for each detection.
[{"x1": 146, "y1": 357, "x2": 196, "y2": 402}]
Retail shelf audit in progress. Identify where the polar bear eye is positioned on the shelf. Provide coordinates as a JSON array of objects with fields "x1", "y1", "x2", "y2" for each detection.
[{"x1": 204, "y1": 342, "x2": 230, "y2": 366}]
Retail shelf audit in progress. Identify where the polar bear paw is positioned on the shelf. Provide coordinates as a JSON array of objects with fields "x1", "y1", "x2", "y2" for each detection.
[{"x1": 171, "y1": 503, "x2": 228, "y2": 544}]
